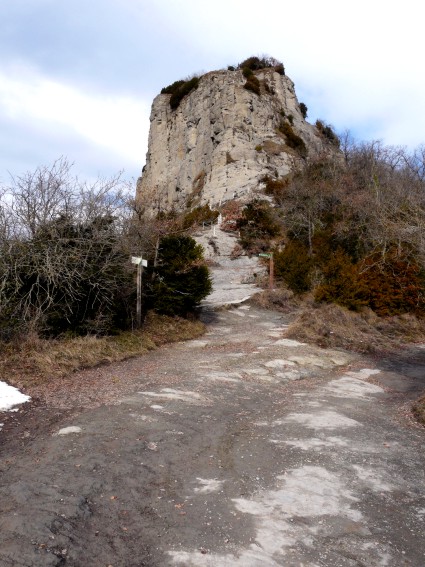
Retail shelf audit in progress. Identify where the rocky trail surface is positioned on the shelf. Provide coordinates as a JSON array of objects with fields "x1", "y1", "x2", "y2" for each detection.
[{"x1": 1, "y1": 229, "x2": 425, "y2": 567}]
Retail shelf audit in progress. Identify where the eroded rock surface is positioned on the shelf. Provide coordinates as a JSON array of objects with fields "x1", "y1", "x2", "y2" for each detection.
[
  {"x1": 1, "y1": 304, "x2": 425, "y2": 566},
  {"x1": 137, "y1": 68, "x2": 336, "y2": 212}
]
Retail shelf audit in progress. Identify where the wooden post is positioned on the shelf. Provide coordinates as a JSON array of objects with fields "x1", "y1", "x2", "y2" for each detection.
[
  {"x1": 136, "y1": 261, "x2": 142, "y2": 328},
  {"x1": 269, "y1": 253, "x2": 274, "y2": 290},
  {"x1": 132, "y1": 256, "x2": 147, "y2": 329}
]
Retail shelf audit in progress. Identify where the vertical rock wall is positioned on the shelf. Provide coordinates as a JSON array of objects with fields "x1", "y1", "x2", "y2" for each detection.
[{"x1": 137, "y1": 68, "x2": 334, "y2": 212}]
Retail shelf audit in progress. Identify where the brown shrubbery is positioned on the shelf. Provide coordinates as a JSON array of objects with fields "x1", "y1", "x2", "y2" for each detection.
[
  {"x1": 238, "y1": 140, "x2": 425, "y2": 322},
  {"x1": 236, "y1": 199, "x2": 281, "y2": 252},
  {"x1": 237, "y1": 56, "x2": 285, "y2": 74},
  {"x1": 285, "y1": 302, "x2": 425, "y2": 353},
  {"x1": 278, "y1": 121, "x2": 307, "y2": 156},
  {"x1": 242, "y1": 67, "x2": 261, "y2": 96},
  {"x1": 181, "y1": 204, "x2": 219, "y2": 229},
  {"x1": 315, "y1": 120, "x2": 340, "y2": 147}
]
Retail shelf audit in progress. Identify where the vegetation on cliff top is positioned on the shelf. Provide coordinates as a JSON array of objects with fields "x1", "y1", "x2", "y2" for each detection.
[
  {"x1": 235, "y1": 55, "x2": 285, "y2": 75},
  {"x1": 161, "y1": 55, "x2": 285, "y2": 108},
  {"x1": 161, "y1": 76, "x2": 200, "y2": 110}
]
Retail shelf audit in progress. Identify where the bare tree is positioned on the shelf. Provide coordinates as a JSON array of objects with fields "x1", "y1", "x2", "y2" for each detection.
[{"x1": 0, "y1": 159, "x2": 137, "y2": 338}]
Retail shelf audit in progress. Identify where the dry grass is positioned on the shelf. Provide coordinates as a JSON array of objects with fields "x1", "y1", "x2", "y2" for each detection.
[
  {"x1": 252, "y1": 291, "x2": 425, "y2": 427},
  {"x1": 249, "y1": 288, "x2": 300, "y2": 313},
  {"x1": 412, "y1": 395, "x2": 425, "y2": 426},
  {"x1": 285, "y1": 302, "x2": 425, "y2": 353},
  {"x1": 0, "y1": 312, "x2": 205, "y2": 391}
]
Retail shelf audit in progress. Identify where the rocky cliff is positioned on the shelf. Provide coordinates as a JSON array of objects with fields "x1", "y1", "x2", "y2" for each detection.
[{"x1": 137, "y1": 66, "x2": 337, "y2": 212}]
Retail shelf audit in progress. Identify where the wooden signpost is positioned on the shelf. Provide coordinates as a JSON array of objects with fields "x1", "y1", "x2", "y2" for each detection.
[
  {"x1": 259, "y1": 252, "x2": 274, "y2": 290},
  {"x1": 132, "y1": 256, "x2": 148, "y2": 328}
]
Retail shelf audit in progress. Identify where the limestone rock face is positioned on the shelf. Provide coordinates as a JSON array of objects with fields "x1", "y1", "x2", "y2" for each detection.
[{"x1": 137, "y1": 68, "x2": 336, "y2": 212}]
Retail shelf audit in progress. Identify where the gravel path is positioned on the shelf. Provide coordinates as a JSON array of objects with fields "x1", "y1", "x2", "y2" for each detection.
[{"x1": 0, "y1": 228, "x2": 424, "y2": 566}]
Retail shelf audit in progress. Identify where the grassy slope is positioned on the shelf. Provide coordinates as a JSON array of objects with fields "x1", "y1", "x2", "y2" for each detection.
[{"x1": 0, "y1": 312, "x2": 205, "y2": 392}]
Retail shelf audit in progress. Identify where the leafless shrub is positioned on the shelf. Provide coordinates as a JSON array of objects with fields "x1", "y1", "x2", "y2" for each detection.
[{"x1": 0, "y1": 158, "x2": 136, "y2": 338}]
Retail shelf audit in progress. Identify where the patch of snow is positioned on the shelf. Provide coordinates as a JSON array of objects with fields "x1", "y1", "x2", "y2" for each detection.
[{"x1": 0, "y1": 381, "x2": 30, "y2": 411}]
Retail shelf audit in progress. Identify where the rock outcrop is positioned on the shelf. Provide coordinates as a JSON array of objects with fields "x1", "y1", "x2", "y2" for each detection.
[{"x1": 137, "y1": 67, "x2": 337, "y2": 212}]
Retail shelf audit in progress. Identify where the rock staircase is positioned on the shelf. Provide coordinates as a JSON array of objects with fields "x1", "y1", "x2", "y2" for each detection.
[{"x1": 194, "y1": 222, "x2": 265, "y2": 308}]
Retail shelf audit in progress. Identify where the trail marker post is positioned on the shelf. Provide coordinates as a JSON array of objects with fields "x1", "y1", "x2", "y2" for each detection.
[
  {"x1": 132, "y1": 256, "x2": 148, "y2": 328},
  {"x1": 259, "y1": 253, "x2": 274, "y2": 290}
]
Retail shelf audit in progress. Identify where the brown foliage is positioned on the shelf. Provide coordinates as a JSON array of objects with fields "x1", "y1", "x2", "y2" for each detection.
[
  {"x1": 278, "y1": 121, "x2": 307, "y2": 156},
  {"x1": 286, "y1": 302, "x2": 425, "y2": 353}
]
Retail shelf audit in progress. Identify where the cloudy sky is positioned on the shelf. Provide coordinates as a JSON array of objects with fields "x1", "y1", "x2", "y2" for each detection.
[{"x1": 0, "y1": 0, "x2": 423, "y2": 183}]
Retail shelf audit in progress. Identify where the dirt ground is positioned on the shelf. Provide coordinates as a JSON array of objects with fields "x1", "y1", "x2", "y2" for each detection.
[{"x1": 1, "y1": 302, "x2": 425, "y2": 567}]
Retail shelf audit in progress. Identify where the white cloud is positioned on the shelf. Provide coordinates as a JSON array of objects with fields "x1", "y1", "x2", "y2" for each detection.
[
  {"x1": 0, "y1": 0, "x2": 423, "y2": 178},
  {"x1": 0, "y1": 64, "x2": 150, "y2": 174},
  {"x1": 149, "y1": 0, "x2": 425, "y2": 149}
]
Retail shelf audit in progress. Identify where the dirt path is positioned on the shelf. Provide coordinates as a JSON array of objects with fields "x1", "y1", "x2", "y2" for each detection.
[{"x1": 1, "y1": 302, "x2": 424, "y2": 566}]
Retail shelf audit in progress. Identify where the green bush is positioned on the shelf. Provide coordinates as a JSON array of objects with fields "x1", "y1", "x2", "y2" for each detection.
[
  {"x1": 161, "y1": 80, "x2": 186, "y2": 95},
  {"x1": 278, "y1": 121, "x2": 307, "y2": 156},
  {"x1": 314, "y1": 248, "x2": 425, "y2": 316},
  {"x1": 315, "y1": 120, "x2": 340, "y2": 147},
  {"x1": 147, "y1": 236, "x2": 212, "y2": 316},
  {"x1": 237, "y1": 199, "x2": 281, "y2": 251},
  {"x1": 182, "y1": 205, "x2": 219, "y2": 229},
  {"x1": 161, "y1": 76, "x2": 200, "y2": 110},
  {"x1": 274, "y1": 241, "x2": 313, "y2": 293},
  {"x1": 299, "y1": 102, "x2": 308, "y2": 119},
  {"x1": 314, "y1": 250, "x2": 365, "y2": 310},
  {"x1": 237, "y1": 56, "x2": 285, "y2": 75},
  {"x1": 244, "y1": 75, "x2": 261, "y2": 96}
]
